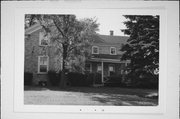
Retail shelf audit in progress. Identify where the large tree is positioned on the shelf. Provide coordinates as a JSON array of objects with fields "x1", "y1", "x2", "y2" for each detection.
[
  {"x1": 26, "y1": 15, "x2": 99, "y2": 88},
  {"x1": 121, "y1": 15, "x2": 159, "y2": 82}
]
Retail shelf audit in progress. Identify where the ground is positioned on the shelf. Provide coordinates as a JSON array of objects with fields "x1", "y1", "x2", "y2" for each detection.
[{"x1": 24, "y1": 86, "x2": 158, "y2": 106}]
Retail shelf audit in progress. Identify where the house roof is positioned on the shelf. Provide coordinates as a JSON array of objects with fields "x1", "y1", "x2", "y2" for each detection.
[
  {"x1": 91, "y1": 54, "x2": 121, "y2": 60},
  {"x1": 93, "y1": 35, "x2": 129, "y2": 45}
]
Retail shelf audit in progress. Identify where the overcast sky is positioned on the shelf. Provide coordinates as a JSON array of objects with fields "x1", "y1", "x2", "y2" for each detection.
[{"x1": 75, "y1": 10, "x2": 127, "y2": 36}]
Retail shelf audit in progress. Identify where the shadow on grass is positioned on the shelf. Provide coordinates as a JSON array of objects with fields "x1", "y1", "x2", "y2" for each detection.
[
  {"x1": 24, "y1": 86, "x2": 158, "y2": 98},
  {"x1": 24, "y1": 86, "x2": 158, "y2": 106}
]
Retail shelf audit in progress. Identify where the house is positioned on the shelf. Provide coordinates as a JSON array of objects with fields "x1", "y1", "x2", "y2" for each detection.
[
  {"x1": 85, "y1": 31, "x2": 130, "y2": 83},
  {"x1": 25, "y1": 24, "x2": 130, "y2": 85}
]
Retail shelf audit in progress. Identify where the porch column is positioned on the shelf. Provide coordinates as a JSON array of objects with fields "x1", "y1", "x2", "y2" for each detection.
[{"x1": 101, "y1": 61, "x2": 104, "y2": 83}]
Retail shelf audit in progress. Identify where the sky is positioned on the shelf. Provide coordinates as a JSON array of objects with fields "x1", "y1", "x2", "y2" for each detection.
[{"x1": 74, "y1": 10, "x2": 127, "y2": 36}]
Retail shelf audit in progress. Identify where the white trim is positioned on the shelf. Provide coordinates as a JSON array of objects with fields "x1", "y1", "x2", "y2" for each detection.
[
  {"x1": 110, "y1": 47, "x2": 116, "y2": 55},
  {"x1": 25, "y1": 23, "x2": 42, "y2": 35},
  {"x1": 39, "y1": 32, "x2": 49, "y2": 46},
  {"x1": 92, "y1": 46, "x2": 99, "y2": 54},
  {"x1": 108, "y1": 64, "x2": 115, "y2": 76},
  {"x1": 97, "y1": 64, "x2": 102, "y2": 72},
  {"x1": 38, "y1": 55, "x2": 49, "y2": 74}
]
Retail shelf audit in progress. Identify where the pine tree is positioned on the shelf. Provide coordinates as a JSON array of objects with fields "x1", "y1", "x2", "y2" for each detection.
[{"x1": 121, "y1": 15, "x2": 159, "y2": 85}]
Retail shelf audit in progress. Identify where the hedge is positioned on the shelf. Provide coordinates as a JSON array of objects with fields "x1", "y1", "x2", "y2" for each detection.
[{"x1": 24, "y1": 72, "x2": 33, "y2": 86}]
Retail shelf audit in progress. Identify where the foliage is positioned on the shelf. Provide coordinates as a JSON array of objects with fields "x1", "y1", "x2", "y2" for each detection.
[
  {"x1": 124, "y1": 72, "x2": 158, "y2": 89},
  {"x1": 24, "y1": 72, "x2": 33, "y2": 86},
  {"x1": 104, "y1": 74, "x2": 124, "y2": 87},
  {"x1": 48, "y1": 70, "x2": 60, "y2": 86},
  {"x1": 67, "y1": 72, "x2": 91, "y2": 86},
  {"x1": 25, "y1": 14, "x2": 99, "y2": 88},
  {"x1": 121, "y1": 15, "x2": 159, "y2": 83}
]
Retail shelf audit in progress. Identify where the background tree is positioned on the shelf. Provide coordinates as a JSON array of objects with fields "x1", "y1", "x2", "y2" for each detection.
[
  {"x1": 121, "y1": 15, "x2": 159, "y2": 86},
  {"x1": 25, "y1": 15, "x2": 99, "y2": 88}
]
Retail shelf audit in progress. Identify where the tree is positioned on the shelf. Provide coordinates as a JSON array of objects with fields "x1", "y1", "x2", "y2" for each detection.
[
  {"x1": 26, "y1": 15, "x2": 99, "y2": 88},
  {"x1": 121, "y1": 15, "x2": 159, "y2": 83}
]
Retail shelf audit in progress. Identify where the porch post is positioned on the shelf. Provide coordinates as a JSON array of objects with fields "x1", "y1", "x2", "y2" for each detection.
[{"x1": 101, "y1": 61, "x2": 104, "y2": 83}]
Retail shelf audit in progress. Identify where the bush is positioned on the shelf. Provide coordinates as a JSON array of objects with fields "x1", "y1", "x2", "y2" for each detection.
[
  {"x1": 104, "y1": 74, "x2": 124, "y2": 87},
  {"x1": 124, "y1": 71, "x2": 158, "y2": 89},
  {"x1": 48, "y1": 70, "x2": 60, "y2": 86},
  {"x1": 86, "y1": 73, "x2": 95, "y2": 86},
  {"x1": 93, "y1": 73, "x2": 102, "y2": 84},
  {"x1": 134, "y1": 75, "x2": 158, "y2": 89},
  {"x1": 67, "y1": 72, "x2": 88, "y2": 86},
  {"x1": 24, "y1": 72, "x2": 33, "y2": 86}
]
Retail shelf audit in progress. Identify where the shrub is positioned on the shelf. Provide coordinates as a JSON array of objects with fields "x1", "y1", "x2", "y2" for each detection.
[
  {"x1": 124, "y1": 71, "x2": 158, "y2": 89},
  {"x1": 104, "y1": 74, "x2": 124, "y2": 87},
  {"x1": 48, "y1": 70, "x2": 60, "y2": 86},
  {"x1": 24, "y1": 72, "x2": 33, "y2": 86},
  {"x1": 86, "y1": 73, "x2": 95, "y2": 86},
  {"x1": 93, "y1": 73, "x2": 102, "y2": 84},
  {"x1": 67, "y1": 72, "x2": 87, "y2": 86}
]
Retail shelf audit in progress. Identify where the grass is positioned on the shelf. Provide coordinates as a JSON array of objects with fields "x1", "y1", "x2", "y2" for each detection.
[{"x1": 24, "y1": 86, "x2": 158, "y2": 106}]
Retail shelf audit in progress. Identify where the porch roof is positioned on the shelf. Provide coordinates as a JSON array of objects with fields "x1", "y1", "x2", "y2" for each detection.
[{"x1": 87, "y1": 58, "x2": 129, "y2": 63}]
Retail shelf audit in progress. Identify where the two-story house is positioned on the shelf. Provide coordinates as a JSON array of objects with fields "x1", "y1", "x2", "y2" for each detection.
[
  {"x1": 85, "y1": 31, "x2": 130, "y2": 83},
  {"x1": 25, "y1": 24, "x2": 129, "y2": 85}
]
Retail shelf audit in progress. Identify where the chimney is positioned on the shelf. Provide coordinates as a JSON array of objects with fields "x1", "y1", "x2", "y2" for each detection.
[{"x1": 110, "y1": 30, "x2": 114, "y2": 36}]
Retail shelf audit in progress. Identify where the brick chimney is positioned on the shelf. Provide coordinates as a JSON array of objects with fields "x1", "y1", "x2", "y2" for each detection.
[{"x1": 110, "y1": 30, "x2": 114, "y2": 36}]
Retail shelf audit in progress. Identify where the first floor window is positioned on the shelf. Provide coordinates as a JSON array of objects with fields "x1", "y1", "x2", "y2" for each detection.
[
  {"x1": 97, "y1": 64, "x2": 102, "y2": 73},
  {"x1": 38, "y1": 56, "x2": 49, "y2": 73},
  {"x1": 108, "y1": 65, "x2": 115, "y2": 76},
  {"x1": 85, "y1": 63, "x2": 91, "y2": 72}
]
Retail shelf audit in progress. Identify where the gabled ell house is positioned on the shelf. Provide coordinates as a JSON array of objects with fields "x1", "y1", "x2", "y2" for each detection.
[{"x1": 25, "y1": 24, "x2": 130, "y2": 85}]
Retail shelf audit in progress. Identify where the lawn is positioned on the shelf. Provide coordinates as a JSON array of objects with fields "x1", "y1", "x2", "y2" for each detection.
[{"x1": 24, "y1": 86, "x2": 158, "y2": 106}]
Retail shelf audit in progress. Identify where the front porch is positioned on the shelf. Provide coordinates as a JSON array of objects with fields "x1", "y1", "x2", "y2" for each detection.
[{"x1": 86, "y1": 58, "x2": 130, "y2": 85}]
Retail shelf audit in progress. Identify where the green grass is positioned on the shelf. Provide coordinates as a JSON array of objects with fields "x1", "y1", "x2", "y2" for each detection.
[{"x1": 24, "y1": 86, "x2": 158, "y2": 106}]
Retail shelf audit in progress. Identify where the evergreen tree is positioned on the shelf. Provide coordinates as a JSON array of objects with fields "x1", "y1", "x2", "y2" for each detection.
[{"x1": 121, "y1": 15, "x2": 159, "y2": 84}]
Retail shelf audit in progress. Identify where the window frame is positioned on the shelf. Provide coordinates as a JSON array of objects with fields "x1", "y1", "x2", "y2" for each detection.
[
  {"x1": 97, "y1": 64, "x2": 102, "y2": 73},
  {"x1": 39, "y1": 32, "x2": 49, "y2": 46},
  {"x1": 85, "y1": 63, "x2": 92, "y2": 73},
  {"x1": 38, "y1": 55, "x2": 49, "y2": 74},
  {"x1": 110, "y1": 47, "x2": 116, "y2": 55},
  {"x1": 92, "y1": 46, "x2": 99, "y2": 54},
  {"x1": 108, "y1": 64, "x2": 115, "y2": 76}
]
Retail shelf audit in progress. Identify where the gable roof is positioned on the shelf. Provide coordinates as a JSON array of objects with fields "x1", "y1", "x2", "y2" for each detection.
[
  {"x1": 91, "y1": 34, "x2": 129, "y2": 45},
  {"x1": 98, "y1": 35, "x2": 129, "y2": 45}
]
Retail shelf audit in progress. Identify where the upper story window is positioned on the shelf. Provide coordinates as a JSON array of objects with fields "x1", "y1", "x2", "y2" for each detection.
[
  {"x1": 39, "y1": 32, "x2": 49, "y2": 46},
  {"x1": 110, "y1": 47, "x2": 116, "y2": 55},
  {"x1": 92, "y1": 46, "x2": 99, "y2": 54},
  {"x1": 38, "y1": 56, "x2": 49, "y2": 74}
]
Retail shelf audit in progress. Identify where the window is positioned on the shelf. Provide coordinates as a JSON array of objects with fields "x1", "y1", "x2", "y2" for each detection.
[
  {"x1": 85, "y1": 63, "x2": 92, "y2": 72},
  {"x1": 110, "y1": 47, "x2": 116, "y2": 55},
  {"x1": 97, "y1": 64, "x2": 102, "y2": 73},
  {"x1": 108, "y1": 65, "x2": 115, "y2": 76},
  {"x1": 92, "y1": 46, "x2": 99, "y2": 54},
  {"x1": 38, "y1": 56, "x2": 49, "y2": 73},
  {"x1": 39, "y1": 32, "x2": 49, "y2": 46}
]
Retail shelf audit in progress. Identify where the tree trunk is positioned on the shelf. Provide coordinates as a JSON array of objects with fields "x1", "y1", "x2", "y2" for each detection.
[
  {"x1": 59, "y1": 44, "x2": 68, "y2": 88},
  {"x1": 60, "y1": 69, "x2": 66, "y2": 88}
]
